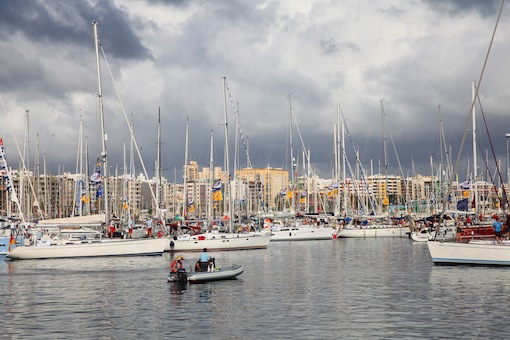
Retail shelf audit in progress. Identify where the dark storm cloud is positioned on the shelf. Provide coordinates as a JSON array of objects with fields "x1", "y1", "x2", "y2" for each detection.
[
  {"x1": 2, "y1": 0, "x2": 509, "y2": 183},
  {"x1": 0, "y1": 0, "x2": 151, "y2": 61},
  {"x1": 423, "y1": 0, "x2": 502, "y2": 17},
  {"x1": 143, "y1": 0, "x2": 191, "y2": 6}
]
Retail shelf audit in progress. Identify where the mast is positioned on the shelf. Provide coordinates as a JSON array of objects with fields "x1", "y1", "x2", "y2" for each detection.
[
  {"x1": 76, "y1": 114, "x2": 84, "y2": 216},
  {"x1": 43, "y1": 153, "x2": 48, "y2": 218},
  {"x1": 129, "y1": 114, "x2": 135, "y2": 222},
  {"x1": 381, "y1": 99, "x2": 388, "y2": 214},
  {"x1": 156, "y1": 107, "x2": 162, "y2": 212},
  {"x1": 288, "y1": 94, "x2": 295, "y2": 214},
  {"x1": 93, "y1": 20, "x2": 109, "y2": 225},
  {"x1": 208, "y1": 130, "x2": 214, "y2": 221},
  {"x1": 341, "y1": 107, "x2": 347, "y2": 215},
  {"x1": 222, "y1": 77, "x2": 233, "y2": 231},
  {"x1": 471, "y1": 80, "x2": 478, "y2": 218},
  {"x1": 183, "y1": 118, "x2": 189, "y2": 219},
  {"x1": 122, "y1": 139, "x2": 127, "y2": 223},
  {"x1": 0, "y1": 140, "x2": 26, "y2": 224}
]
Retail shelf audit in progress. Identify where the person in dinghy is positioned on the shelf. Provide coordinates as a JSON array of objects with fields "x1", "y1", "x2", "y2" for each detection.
[
  {"x1": 170, "y1": 255, "x2": 184, "y2": 273},
  {"x1": 195, "y1": 248, "x2": 216, "y2": 272},
  {"x1": 169, "y1": 255, "x2": 188, "y2": 284}
]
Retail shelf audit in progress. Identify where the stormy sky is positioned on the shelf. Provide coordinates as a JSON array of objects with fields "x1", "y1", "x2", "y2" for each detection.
[{"x1": 1, "y1": 0, "x2": 509, "y2": 184}]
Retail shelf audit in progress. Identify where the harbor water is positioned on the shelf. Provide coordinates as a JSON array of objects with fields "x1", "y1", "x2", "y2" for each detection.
[{"x1": 1, "y1": 238, "x2": 509, "y2": 339}]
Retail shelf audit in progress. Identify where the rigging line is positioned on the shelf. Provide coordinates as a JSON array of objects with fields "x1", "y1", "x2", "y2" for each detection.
[
  {"x1": 225, "y1": 81, "x2": 252, "y2": 167},
  {"x1": 339, "y1": 104, "x2": 378, "y2": 214},
  {"x1": 476, "y1": 139, "x2": 499, "y2": 209},
  {"x1": 224, "y1": 81, "x2": 268, "y2": 212},
  {"x1": 99, "y1": 45, "x2": 164, "y2": 222},
  {"x1": 0, "y1": 96, "x2": 45, "y2": 220},
  {"x1": 475, "y1": 92, "x2": 509, "y2": 209},
  {"x1": 439, "y1": 0, "x2": 505, "y2": 231}
]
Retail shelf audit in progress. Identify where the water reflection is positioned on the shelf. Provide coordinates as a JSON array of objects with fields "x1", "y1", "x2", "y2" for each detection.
[{"x1": 2, "y1": 239, "x2": 510, "y2": 338}]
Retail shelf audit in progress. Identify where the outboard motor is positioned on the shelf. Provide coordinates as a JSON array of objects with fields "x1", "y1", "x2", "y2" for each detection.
[{"x1": 177, "y1": 268, "x2": 188, "y2": 285}]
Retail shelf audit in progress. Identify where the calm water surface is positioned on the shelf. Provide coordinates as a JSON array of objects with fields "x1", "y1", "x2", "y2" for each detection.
[{"x1": 1, "y1": 238, "x2": 509, "y2": 339}]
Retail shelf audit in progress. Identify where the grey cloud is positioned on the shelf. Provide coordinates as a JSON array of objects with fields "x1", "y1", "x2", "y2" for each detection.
[{"x1": 423, "y1": 0, "x2": 502, "y2": 17}]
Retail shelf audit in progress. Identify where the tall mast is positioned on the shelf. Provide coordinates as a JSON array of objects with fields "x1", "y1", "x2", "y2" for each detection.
[
  {"x1": 129, "y1": 114, "x2": 135, "y2": 221},
  {"x1": 471, "y1": 80, "x2": 478, "y2": 218},
  {"x1": 341, "y1": 105, "x2": 347, "y2": 214},
  {"x1": 77, "y1": 114, "x2": 83, "y2": 216},
  {"x1": 156, "y1": 107, "x2": 162, "y2": 211},
  {"x1": 222, "y1": 77, "x2": 232, "y2": 231},
  {"x1": 183, "y1": 118, "x2": 189, "y2": 219},
  {"x1": 381, "y1": 99, "x2": 388, "y2": 213},
  {"x1": 93, "y1": 20, "x2": 108, "y2": 224},
  {"x1": 208, "y1": 130, "x2": 214, "y2": 221},
  {"x1": 288, "y1": 94, "x2": 295, "y2": 213},
  {"x1": 122, "y1": 139, "x2": 127, "y2": 222}
]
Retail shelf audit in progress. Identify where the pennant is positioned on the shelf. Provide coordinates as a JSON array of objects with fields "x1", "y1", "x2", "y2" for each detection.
[
  {"x1": 90, "y1": 162, "x2": 101, "y2": 183},
  {"x1": 96, "y1": 185, "x2": 103, "y2": 198},
  {"x1": 213, "y1": 190, "x2": 223, "y2": 201},
  {"x1": 456, "y1": 198, "x2": 469, "y2": 211},
  {"x1": 212, "y1": 179, "x2": 221, "y2": 192},
  {"x1": 8, "y1": 231, "x2": 15, "y2": 252},
  {"x1": 90, "y1": 172, "x2": 101, "y2": 183},
  {"x1": 460, "y1": 179, "x2": 471, "y2": 190}
]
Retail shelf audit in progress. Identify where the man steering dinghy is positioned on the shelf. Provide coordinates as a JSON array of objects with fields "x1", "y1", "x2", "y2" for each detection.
[{"x1": 196, "y1": 248, "x2": 215, "y2": 272}]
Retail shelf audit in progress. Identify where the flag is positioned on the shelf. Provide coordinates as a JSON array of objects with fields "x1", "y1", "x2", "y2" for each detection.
[
  {"x1": 460, "y1": 179, "x2": 471, "y2": 190},
  {"x1": 213, "y1": 190, "x2": 223, "y2": 201},
  {"x1": 212, "y1": 179, "x2": 221, "y2": 192},
  {"x1": 90, "y1": 171, "x2": 101, "y2": 183},
  {"x1": 96, "y1": 185, "x2": 103, "y2": 198},
  {"x1": 8, "y1": 231, "x2": 15, "y2": 252},
  {"x1": 329, "y1": 182, "x2": 338, "y2": 190},
  {"x1": 90, "y1": 162, "x2": 101, "y2": 183},
  {"x1": 456, "y1": 198, "x2": 469, "y2": 211}
]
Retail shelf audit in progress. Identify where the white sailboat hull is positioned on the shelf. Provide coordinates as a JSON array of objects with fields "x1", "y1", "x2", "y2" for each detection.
[
  {"x1": 410, "y1": 229, "x2": 456, "y2": 242},
  {"x1": 427, "y1": 240, "x2": 510, "y2": 266},
  {"x1": 337, "y1": 226, "x2": 408, "y2": 238},
  {"x1": 270, "y1": 226, "x2": 334, "y2": 241},
  {"x1": 165, "y1": 232, "x2": 271, "y2": 252},
  {"x1": 5, "y1": 238, "x2": 167, "y2": 260}
]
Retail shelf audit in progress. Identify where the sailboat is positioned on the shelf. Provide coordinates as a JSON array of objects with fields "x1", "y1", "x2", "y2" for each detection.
[
  {"x1": 6, "y1": 21, "x2": 166, "y2": 260},
  {"x1": 165, "y1": 77, "x2": 271, "y2": 252},
  {"x1": 0, "y1": 137, "x2": 29, "y2": 255},
  {"x1": 336, "y1": 100, "x2": 409, "y2": 238},
  {"x1": 427, "y1": 2, "x2": 510, "y2": 266},
  {"x1": 268, "y1": 94, "x2": 335, "y2": 241}
]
